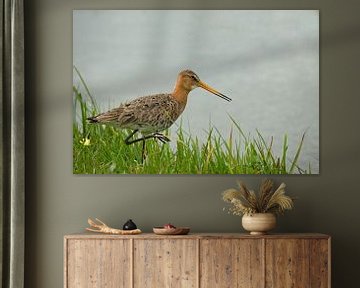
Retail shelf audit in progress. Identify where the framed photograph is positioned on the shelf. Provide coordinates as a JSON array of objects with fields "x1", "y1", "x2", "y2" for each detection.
[{"x1": 73, "y1": 10, "x2": 319, "y2": 175}]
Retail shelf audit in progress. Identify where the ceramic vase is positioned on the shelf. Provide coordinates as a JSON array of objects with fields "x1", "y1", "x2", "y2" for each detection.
[{"x1": 242, "y1": 213, "x2": 276, "y2": 235}]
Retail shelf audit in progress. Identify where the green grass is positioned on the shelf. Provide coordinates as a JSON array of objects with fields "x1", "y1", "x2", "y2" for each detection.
[{"x1": 73, "y1": 69, "x2": 310, "y2": 174}]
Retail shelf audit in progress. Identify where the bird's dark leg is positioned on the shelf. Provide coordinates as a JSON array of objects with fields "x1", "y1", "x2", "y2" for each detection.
[
  {"x1": 141, "y1": 139, "x2": 146, "y2": 163},
  {"x1": 125, "y1": 132, "x2": 170, "y2": 145},
  {"x1": 124, "y1": 129, "x2": 139, "y2": 145},
  {"x1": 125, "y1": 132, "x2": 169, "y2": 163},
  {"x1": 153, "y1": 133, "x2": 171, "y2": 143}
]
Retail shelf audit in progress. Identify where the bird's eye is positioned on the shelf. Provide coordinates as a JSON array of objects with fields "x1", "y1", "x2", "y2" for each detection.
[{"x1": 191, "y1": 75, "x2": 198, "y2": 81}]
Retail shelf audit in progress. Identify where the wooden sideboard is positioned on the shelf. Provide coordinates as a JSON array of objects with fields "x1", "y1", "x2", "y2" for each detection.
[{"x1": 64, "y1": 233, "x2": 330, "y2": 288}]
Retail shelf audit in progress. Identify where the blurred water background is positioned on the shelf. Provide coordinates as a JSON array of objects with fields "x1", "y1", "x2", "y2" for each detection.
[{"x1": 73, "y1": 10, "x2": 319, "y2": 173}]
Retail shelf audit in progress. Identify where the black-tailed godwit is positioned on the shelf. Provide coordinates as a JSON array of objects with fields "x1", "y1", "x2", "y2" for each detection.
[{"x1": 88, "y1": 70, "x2": 231, "y2": 159}]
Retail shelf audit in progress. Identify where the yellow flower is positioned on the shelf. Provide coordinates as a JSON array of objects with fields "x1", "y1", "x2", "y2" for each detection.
[{"x1": 80, "y1": 137, "x2": 91, "y2": 146}]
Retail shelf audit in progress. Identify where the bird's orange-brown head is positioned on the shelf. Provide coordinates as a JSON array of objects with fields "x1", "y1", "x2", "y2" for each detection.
[{"x1": 173, "y1": 70, "x2": 232, "y2": 104}]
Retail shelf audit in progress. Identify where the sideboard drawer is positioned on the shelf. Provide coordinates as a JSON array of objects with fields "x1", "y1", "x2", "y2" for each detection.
[
  {"x1": 66, "y1": 239, "x2": 131, "y2": 288},
  {"x1": 134, "y1": 239, "x2": 198, "y2": 287},
  {"x1": 200, "y1": 239, "x2": 263, "y2": 287},
  {"x1": 265, "y1": 238, "x2": 329, "y2": 288}
]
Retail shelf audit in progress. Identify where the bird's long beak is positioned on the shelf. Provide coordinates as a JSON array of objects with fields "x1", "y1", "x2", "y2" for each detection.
[{"x1": 198, "y1": 81, "x2": 232, "y2": 102}]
